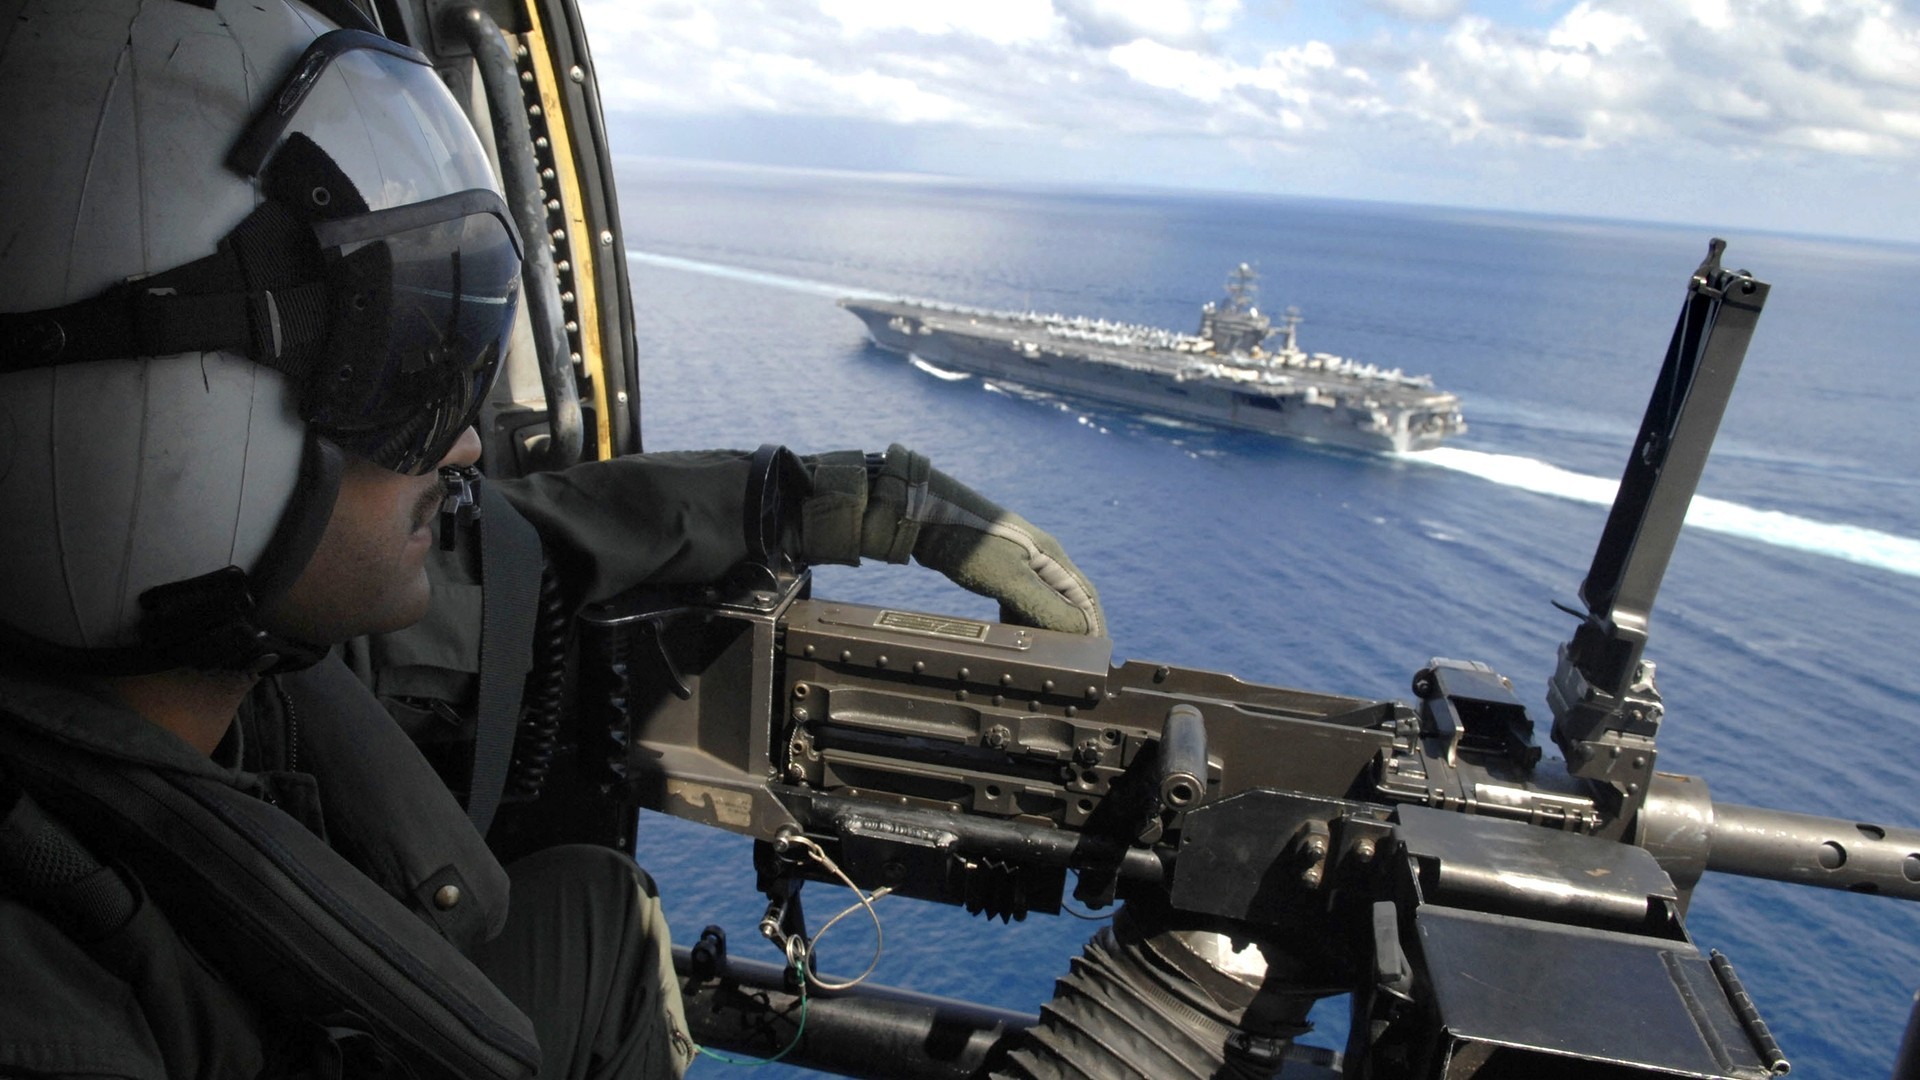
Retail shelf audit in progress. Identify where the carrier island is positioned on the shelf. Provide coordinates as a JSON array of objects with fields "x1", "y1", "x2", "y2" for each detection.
[{"x1": 841, "y1": 264, "x2": 1467, "y2": 453}]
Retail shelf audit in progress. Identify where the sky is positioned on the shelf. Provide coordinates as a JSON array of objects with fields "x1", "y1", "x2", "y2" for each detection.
[{"x1": 578, "y1": 0, "x2": 1920, "y2": 243}]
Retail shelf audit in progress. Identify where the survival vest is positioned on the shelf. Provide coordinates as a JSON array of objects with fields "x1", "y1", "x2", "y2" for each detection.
[{"x1": 0, "y1": 656, "x2": 540, "y2": 1080}]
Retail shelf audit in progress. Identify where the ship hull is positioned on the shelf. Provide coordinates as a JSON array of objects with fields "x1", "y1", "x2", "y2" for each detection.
[{"x1": 842, "y1": 300, "x2": 1462, "y2": 455}]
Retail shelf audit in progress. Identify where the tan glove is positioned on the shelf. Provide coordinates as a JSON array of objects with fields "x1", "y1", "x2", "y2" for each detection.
[{"x1": 798, "y1": 444, "x2": 1105, "y2": 636}]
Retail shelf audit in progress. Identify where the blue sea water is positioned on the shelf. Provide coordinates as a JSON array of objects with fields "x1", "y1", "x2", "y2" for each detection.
[{"x1": 615, "y1": 158, "x2": 1920, "y2": 1078}]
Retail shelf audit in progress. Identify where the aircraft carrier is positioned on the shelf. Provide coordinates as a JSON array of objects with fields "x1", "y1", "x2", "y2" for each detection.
[{"x1": 841, "y1": 265, "x2": 1465, "y2": 454}]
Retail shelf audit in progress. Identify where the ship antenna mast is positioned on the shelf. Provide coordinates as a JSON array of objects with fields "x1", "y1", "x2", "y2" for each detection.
[{"x1": 1224, "y1": 263, "x2": 1259, "y2": 314}]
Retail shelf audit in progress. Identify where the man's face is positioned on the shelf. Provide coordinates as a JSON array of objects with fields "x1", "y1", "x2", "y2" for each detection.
[{"x1": 259, "y1": 428, "x2": 482, "y2": 643}]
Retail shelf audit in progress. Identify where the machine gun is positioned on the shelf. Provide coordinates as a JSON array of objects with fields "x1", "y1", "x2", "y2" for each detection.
[{"x1": 489, "y1": 244, "x2": 1920, "y2": 1079}]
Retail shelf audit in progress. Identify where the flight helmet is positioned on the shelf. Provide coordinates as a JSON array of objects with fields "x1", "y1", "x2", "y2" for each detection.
[{"x1": 0, "y1": 0, "x2": 523, "y2": 673}]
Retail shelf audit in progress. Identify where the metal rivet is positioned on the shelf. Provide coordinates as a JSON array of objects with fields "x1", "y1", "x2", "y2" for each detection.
[
  {"x1": 569, "y1": 64, "x2": 586, "y2": 83},
  {"x1": 875, "y1": 654, "x2": 889, "y2": 668},
  {"x1": 23, "y1": 319, "x2": 66, "y2": 362},
  {"x1": 599, "y1": 230, "x2": 614, "y2": 246},
  {"x1": 840, "y1": 650, "x2": 853, "y2": 663},
  {"x1": 433, "y1": 885, "x2": 461, "y2": 910},
  {"x1": 616, "y1": 391, "x2": 629, "y2": 404}
]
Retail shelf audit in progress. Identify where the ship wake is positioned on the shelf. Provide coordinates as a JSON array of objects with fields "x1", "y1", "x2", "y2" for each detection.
[
  {"x1": 908, "y1": 355, "x2": 973, "y2": 381},
  {"x1": 626, "y1": 250, "x2": 879, "y2": 299},
  {"x1": 1402, "y1": 447, "x2": 1920, "y2": 579}
]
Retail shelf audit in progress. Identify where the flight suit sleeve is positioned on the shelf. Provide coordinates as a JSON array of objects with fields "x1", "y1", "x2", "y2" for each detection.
[
  {"x1": 495, "y1": 449, "x2": 780, "y2": 605},
  {"x1": 356, "y1": 450, "x2": 801, "y2": 727}
]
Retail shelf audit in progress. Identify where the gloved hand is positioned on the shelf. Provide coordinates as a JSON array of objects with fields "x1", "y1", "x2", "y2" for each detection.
[{"x1": 798, "y1": 445, "x2": 1105, "y2": 636}]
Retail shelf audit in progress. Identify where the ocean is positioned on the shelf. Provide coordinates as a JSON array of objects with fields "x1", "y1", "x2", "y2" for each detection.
[{"x1": 614, "y1": 158, "x2": 1920, "y2": 1078}]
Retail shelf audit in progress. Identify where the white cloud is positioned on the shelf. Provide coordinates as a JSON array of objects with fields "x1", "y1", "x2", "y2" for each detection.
[
  {"x1": 1398, "y1": 0, "x2": 1920, "y2": 158},
  {"x1": 1546, "y1": 4, "x2": 1647, "y2": 53},
  {"x1": 1058, "y1": 0, "x2": 1243, "y2": 45},
  {"x1": 1363, "y1": 0, "x2": 1469, "y2": 21},
  {"x1": 582, "y1": 0, "x2": 1920, "y2": 164},
  {"x1": 1107, "y1": 39, "x2": 1232, "y2": 101},
  {"x1": 817, "y1": 0, "x2": 1062, "y2": 47}
]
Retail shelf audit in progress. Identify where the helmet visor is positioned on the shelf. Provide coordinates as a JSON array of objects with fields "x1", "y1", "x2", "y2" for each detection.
[
  {"x1": 232, "y1": 30, "x2": 522, "y2": 474},
  {"x1": 231, "y1": 30, "x2": 500, "y2": 209},
  {"x1": 310, "y1": 191, "x2": 522, "y2": 475}
]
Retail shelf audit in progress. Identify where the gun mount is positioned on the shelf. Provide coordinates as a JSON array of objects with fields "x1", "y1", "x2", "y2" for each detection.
[{"x1": 513, "y1": 242, "x2": 1920, "y2": 1078}]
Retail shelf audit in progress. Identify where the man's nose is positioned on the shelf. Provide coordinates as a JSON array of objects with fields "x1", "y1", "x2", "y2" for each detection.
[{"x1": 439, "y1": 427, "x2": 483, "y2": 470}]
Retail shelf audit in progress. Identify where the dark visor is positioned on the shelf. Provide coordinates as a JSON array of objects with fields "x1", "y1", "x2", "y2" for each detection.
[{"x1": 308, "y1": 190, "x2": 522, "y2": 474}]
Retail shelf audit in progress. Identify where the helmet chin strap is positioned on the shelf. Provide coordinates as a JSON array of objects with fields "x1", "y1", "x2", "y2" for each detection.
[{"x1": 137, "y1": 568, "x2": 330, "y2": 676}]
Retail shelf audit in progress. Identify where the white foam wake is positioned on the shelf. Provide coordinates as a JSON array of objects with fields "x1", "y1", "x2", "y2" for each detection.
[
  {"x1": 1403, "y1": 447, "x2": 1920, "y2": 578},
  {"x1": 908, "y1": 355, "x2": 972, "y2": 381},
  {"x1": 625, "y1": 250, "x2": 881, "y2": 299}
]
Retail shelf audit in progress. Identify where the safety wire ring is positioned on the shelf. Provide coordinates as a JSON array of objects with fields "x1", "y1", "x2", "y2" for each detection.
[
  {"x1": 783, "y1": 834, "x2": 893, "y2": 993},
  {"x1": 694, "y1": 835, "x2": 892, "y2": 1067}
]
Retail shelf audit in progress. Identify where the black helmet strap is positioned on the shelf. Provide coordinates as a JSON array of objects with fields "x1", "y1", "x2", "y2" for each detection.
[
  {"x1": 0, "y1": 127, "x2": 376, "y2": 384},
  {"x1": 0, "y1": 198, "x2": 331, "y2": 382}
]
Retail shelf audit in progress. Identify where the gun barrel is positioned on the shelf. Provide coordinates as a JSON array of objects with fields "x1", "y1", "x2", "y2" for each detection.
[{"x1": 1708, "y1": 802, "x2": 1920, "y2": 900}]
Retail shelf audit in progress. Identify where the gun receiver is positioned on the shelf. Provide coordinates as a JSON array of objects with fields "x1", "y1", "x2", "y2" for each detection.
[{"x1": 554, "y1": 242, "x2": 1918, "y2": 1078}]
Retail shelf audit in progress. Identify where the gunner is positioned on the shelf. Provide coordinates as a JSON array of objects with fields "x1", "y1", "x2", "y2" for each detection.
[{"x1": 0, "y1": 2, "x2": 1102, "y2": 1076}]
